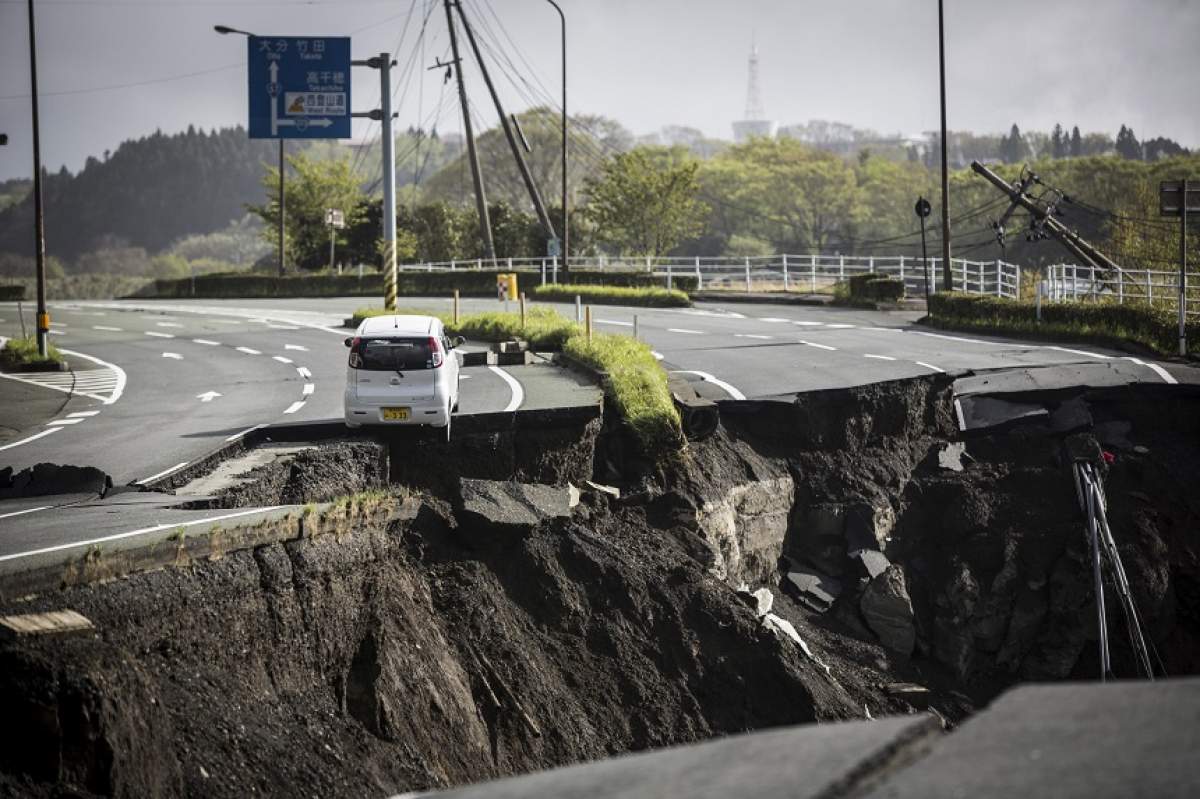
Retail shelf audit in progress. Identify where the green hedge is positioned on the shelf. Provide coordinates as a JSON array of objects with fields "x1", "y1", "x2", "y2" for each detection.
[
  {"x1": 0, "y1": 336, "x2": 64, "y2": 371},
  {"x1": 532, "y1": 283, "x2": 690, "y2": 307},
  {"x1": 848, "y1": 274, "x2": 905, "y2": 302},
  {"x1": 0, "y1": 285, "x2": 26, "y2": 301},
  {"x1": 928, "y1": 292, "x2": 1199, "y2": 356},
  {"x1": 134, "y1": 269, "x2": 692, "y2": 300}
]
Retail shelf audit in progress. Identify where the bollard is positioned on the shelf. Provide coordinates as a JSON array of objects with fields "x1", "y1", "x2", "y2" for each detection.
[
  {"x1": 520, "y1": 292, "x2": 527, "y2": 328},
  {"x1": 667, "y1": 264, "x2": 673, "y2": 290},
  {"x1": 585, "y1": 305, "x2": 593, "y2": 340},
  {"x1": 575, "y1": 294, "x2": 582, "y2": 323},
  {"x1": 782, "y1": 254, "x2": 789, "y2": 291},
  {"x1": 745, "y1": 257, "x2": 752, "y2": 293},
  {"x1": 453, "y1": 289, "x2": 460, "y2": 325},
  {"x1": 633, "y1": 315, "x2": 639, "y2": 341}
]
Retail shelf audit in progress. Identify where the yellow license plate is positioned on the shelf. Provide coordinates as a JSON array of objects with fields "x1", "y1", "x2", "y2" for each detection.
[{"x1": 382, "y1": 407, "x2": 410, "y2": 421}]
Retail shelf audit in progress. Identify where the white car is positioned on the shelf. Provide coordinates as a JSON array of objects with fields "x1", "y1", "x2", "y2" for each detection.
[{"x1": 343, "y1": 314, "x2": 463, "y2": 439}]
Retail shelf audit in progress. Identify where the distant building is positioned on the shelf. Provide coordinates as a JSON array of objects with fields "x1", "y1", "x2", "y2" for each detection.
[{"x1": 732, "y1": 40, "x2": 776, "y2": 143}]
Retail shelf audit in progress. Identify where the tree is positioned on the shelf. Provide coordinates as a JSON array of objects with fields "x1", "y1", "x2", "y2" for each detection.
[
  {"x1": 583, "y1": 147, "x2": 708, "y2": 257},
  {"x1": 1069, "y1": 126, "x2": 1083, "y2": 158},
  {"x1": 1000, "y1": 124, "x2": 1030, "y2": 164},
  {"x1": 249, "y1": 152, "x2": 365, "y2": 270},
  {"x1": 1143, "y1": 137, "x2": 1189, "y2": 161},
  {"x1": 1115, "y1": 125, "x2": 1143, "y2": 160},
  {"x1": 1051, "y1": 124, "x2": 1066, "y2": 159}
]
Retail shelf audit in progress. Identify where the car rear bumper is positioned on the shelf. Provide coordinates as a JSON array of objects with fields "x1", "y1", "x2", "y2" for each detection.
[{"x1": 344, "y1": 398, "x2": 449, "y2": 427}]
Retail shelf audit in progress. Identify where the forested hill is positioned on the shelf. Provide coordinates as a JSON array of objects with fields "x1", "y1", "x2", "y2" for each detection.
[{"x1": 0, "y1": 126, "x2": 279, "y2": 261}]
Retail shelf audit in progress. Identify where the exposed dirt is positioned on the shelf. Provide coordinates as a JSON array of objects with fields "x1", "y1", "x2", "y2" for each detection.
[{"x1": 1, "y1": 375, "x2": 1198, "y2": 798}]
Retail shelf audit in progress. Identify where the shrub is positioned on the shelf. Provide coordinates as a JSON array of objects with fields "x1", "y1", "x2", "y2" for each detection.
[
  {"x1": 532, "y1": 283, "x2": 690, "y2": 307},
  {"x1": 0, "y1": 284, "x2": 25, "y2": 301},
  {"x1": 0, "y1": 336, "x2": 64, "y2": 371},
  {"x1": 848, "y1": 274, "x2": 905, "y2": 302}
]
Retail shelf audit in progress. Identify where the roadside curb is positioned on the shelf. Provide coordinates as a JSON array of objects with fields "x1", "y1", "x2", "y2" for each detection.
[{"x1": 690, "y1": 291, "x2": 834, "y2": 306}]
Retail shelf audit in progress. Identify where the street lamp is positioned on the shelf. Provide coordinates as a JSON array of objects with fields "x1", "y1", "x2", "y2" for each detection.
[
  {"x1": 215, "y1": 24, "x2": 286, "y2": 277},
  {"x1": 544, "y1": 0, "x2": 568, "y2": 274}
]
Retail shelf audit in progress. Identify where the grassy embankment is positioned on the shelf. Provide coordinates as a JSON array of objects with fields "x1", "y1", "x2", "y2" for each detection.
[
  {"x1": 531, "y1": 283, "x2": 690, "y2": 307},
  {"x1": 349, "y1": 306, "x2": 682, "y2": 453},
  {"x1": 0, "y1": 336, "x2": 65, "y2": 371},
  {"x1": 927, "y1": 292, "x2": 1200, "y2": 357}
]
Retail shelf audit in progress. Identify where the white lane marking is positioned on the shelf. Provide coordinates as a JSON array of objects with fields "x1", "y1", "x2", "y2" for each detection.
[
  {"x1": 863, "y1": 354, "x2": 896, "y2": 361},
  {"x1": 862, "y1": 327, "x2": 894, "y2": 332},
  {"x1": 799, "y1": 340, "x2": 837, "y2": 351},
  {"x1": 488, "y1": 365, "x2": 525, "y2": 412},
  {"x1": 68, "y1": 410, "x2": 100, "y2": 417},
  {"x1": 0, "y1": 506, "x2": 51, "y2": 522},
  {"x1": 914, "y1": 361, "x2": 946, "y2": 373},
  {"x1": 0, "y1": 428, "x2": 61, "y2": 452},
  {"x1": 134, "y1": 461, "x2": 189, "y2": 485},
  {"x1": 284, "y1": 344, "x2": 308, "y2": 352},
  {"x1": 92, "y1": 325, "x2": 122, "y2": 332},
  {"x1": 597, "y1": 319, "x2": 633, "y2": 327},
  {"x1": 59, "y1": 347, "x2": 126, "y2": 404},
  {"x1": 679, "y1": 308, "x2": 745, "y2": 319},
  {"x1": 667, "y1": 328, "x2": 706, "y2": 335},
  {"x1": 145, "y1": 331, "x2": 174, "y2": 338},
  {"x1": 1047, "y1": 345, "x2": 1111, "y2": 360},
  {"x1": 224, "y1": 423, "x2": 266, "y2": 442},
  {"x1": 759, "y1": 317, "x2": 790, "y2": 323},
  {"x1": 48, "y1": 330, "x2": 66, "y2": 335},
  {"x1": 266, "y1": 324, "x2": 299, "y2": 330},
  {"x1": 651, "y1": 351, "x2": 664, "y2": 361},
  {"x1": 302, "y1": 383, "x2": 315, "y2": 396},
  {"x1": 460, "y1": 374, "x2": 472, "y2": 379},
  {"x1": 45, "y1": 418, "x2": 84, "y2": 426},
  {"x1": 272, "y1": 355, "x2": 293, "y2": 364},
  {"x1": 672, "y1": 370, "x2": 746, "y2": 400},
  {"x1": 235, "y1": 347, "x2": 261, "y2": 355},
  {"x1": 915, "y1": 331, "x2": 989, "y2": 345},
  {"x1": 156, "y1": 322, "x2": 183, "y2": 328},
  {"x1": 283, "y1": 400, "x2": 306, "y2": 414},
  {"x1": 954, "y1": 398, "x2": 967, "y2": 431},
  {"x1": 1125, "y1": 356, "x2": 1178, "y2": 385},
  {"x1": 735, "y1": 334, "x2": 774, "y2": 340},
  {"x1": 193, "y1": 338, "x2": 220, "y2": 346},
  {"x1": 196, "y1": 391, "x2": 222, "y2": 403},
  {"x1": 0, "y1": 506, "x2": 285, "y2": 563},
  {"x1": 792, "y1": 321, "x2": 824, "y2": 326},
  {"x1": 162, "y1": 352, "x2": 183, "y2": 360},
  {"x1": 208, "y1": 319, "x2": 242, "y2": 325},
  {"x1": 826, "y1": 323, "x2": 856, "y2": 329},
  {"x1": 296, "y1": 367, "x2": 312, "y2": 379}
]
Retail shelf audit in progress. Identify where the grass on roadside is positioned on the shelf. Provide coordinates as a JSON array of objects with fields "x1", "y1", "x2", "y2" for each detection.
[
  {"x1": 349, "y1": 306, "x2": 578, "y2": 349},
  {"x1": 0, "y1": 336, "x2": 64, "y2": 371},
  {"x1": 564, "y1": 333, "x2": 683, "y2": 453},
  {"x1": 532, "y1": 283, "x2": 690, "y2": 307}
]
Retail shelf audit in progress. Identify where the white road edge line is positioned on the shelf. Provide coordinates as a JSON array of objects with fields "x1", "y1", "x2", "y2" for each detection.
[
  {"x1": 734, "y1": 334, "x2": 773, "y2": 340},
  {"x1": 162, "y1": 352, "x2": 183, "y2": 360},
  {"x1": 144, "y1": 331, "x2": 174, "y2": 338},
  {"x1": 45, "y1": 418, "x2": 84, "y2": 426},
  {"x1": 68, "y1": 410, "x2": 101, "y2": 417},
  {"x1": 283, "y1": 400, "x2": 306, "y2": 414},
  {"x1": 597, "y1": 319, "x2": 633, "y2": 327},
  {"x1": 225, "y1": 424, "x2": 266, "y2": 443},
  {"x1": 954, "y1": 398, "x2": 967, "y2": 431},
  {"x1": 667, "y1": 328, "x2": 706, "y2": 335},
  {"x1": 0, "y1": 506, "x2": 286, "y2": 563},
  {"x1": 673, "y1": 370, "x2": 746, "y2": 400},
  {"x1": 488, "y1": 365, "x2": 525, "y2": 412},
  {"x1": 1048, "y1": 345, "x2": 1111, "y2": 360},
  {"x1": 134, "y1": 461, "x2": 189, "y2": 486},
  {"x1": 59, "y1": 347, "x2": 127, "y2": 404},
  {"x1": 799, "y1": 340, "x2": 837, "y2": 351},
  {"x1": 0, "y1": 428, "x2": 61, "y2": 452},
  {"x1": 0, "y1": 505, "x2": 52, "y2": 522},
  {"x1": 914, "y1": 361, "x2": 946, "y2": 373},
  {"x1": 1124, "y1": 356, "x2": 1177, "y2": 385},
  {"x1": 863, "y1": 354, "x2": 896, "y2": 361}
]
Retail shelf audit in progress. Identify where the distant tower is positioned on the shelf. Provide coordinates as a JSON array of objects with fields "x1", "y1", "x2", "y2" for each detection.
[{"x1": 733, "y1": 36, "x2": 777, "y2": 143}]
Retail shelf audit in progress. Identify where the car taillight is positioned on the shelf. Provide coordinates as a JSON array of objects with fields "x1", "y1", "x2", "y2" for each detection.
[
  {"x1": 348, "y1": 336, "x2": 362, "y2": 368},
  {"x1": 428, "y1": 336, "x2": 444, "y2": 368}
]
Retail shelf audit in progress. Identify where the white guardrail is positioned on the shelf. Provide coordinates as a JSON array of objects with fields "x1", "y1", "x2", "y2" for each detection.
[
  {"x1": 1046, "y1": 264, "x2": 1199, "y2": 317},
  {"x1": 397, "y1": 254, "x2": 1023, "y2": 299}
]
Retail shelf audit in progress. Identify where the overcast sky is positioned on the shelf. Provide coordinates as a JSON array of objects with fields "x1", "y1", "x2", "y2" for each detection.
[{"x1": 1, "y1": 0, "x2": 1198, "y2": 181}]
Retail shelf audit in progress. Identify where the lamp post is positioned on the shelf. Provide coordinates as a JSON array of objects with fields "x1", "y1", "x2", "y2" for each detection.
[
  {"x1": 937, "y1": 0, "x2": 952, "y2": 291},
  {"x1": 215, "y1": 25, "x2": 286, "y2": 277},
  {"x1": 544, "y1": 0, "x2": 568, "y2": 275},
  {"x1": 27, "y1": 0, "x2": 49, "y2": 357}
]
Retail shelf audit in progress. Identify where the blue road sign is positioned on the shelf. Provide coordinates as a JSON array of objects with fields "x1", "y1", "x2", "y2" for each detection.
[{"x1": 247, "y1": 35, "x2": 351, "y2": 139}]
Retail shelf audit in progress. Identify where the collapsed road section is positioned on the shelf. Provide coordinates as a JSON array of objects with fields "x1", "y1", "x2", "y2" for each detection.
[{"x1": 0, "y1": 372, "x2": 1198, "y2": 798}]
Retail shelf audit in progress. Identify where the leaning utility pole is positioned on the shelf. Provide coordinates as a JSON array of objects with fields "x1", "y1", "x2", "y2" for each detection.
[
  {"x1": 937, "y1": 0, "x2": 952, "y2": 291},
  {"x1": 971, "y1": 161, "x2": 1123, "y2": 274},
  {"x1": 27, "y1": 0, "x2": 49, "y2": 357},
  {"x1": 453, "y1": 1, "x2": 557, "y2": 242},
  {"x1": 443, "y1": 0, "x2": 495, "y2": 261}
]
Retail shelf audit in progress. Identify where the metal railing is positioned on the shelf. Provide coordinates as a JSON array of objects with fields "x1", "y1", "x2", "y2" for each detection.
[
  {"x1": 1046, "y1": 264, "x2": 1199, "y2": 317},
  {"x1": 397, "y1": 253, "x2": 1023, "y2": 299}
]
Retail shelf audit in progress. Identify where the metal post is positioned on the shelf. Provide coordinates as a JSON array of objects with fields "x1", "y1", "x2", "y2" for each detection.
[
  {"x1": 745, "y1": 257, "x2": 751, "y2": 292},
  {"x1": 937, "y1": 0, "x2": 952, "y2": 290},
  {"x1": 695, "y1": 256, "x2": 702, "y2": 290},
  {"x1": 1148, "y1": 270, "x2": 1153, "y2": 305},
  {"x1": 27, "y1": 0, "x2": 48, "y2": 355},
  {"x1": 541, "y1": 261, "x2": 546, "y2": 286},
  {"x1": 379, "y1": 53, "x2": 397, "y2": 310},
  {"x1": 1118, "y1": 269, "x2": 1124, "y2": 304},
  {"x1": 575, "y1": 294, "x2": 581, "y2": 323},
  {"x1": 444, "y1": 0, "x2": 494, "y2": 259},
  {"x1": 782, "y1": 254, "x2": 789, "y2": 291},
  {"x1": 278, "y1": 140, "x2": 286, "y2": 277},
  {"x1": 1036, "y1": 281, "x2": 1042, "y2": 322},
  {"x1": 899, "y1": 255, "x2": 906, "y2": 288},
  {"x1": 868, "y1": 256, "x2": 875, "y2": 274},
  {"x1": 585, "y1": 305, "x2": 592, "y2": 340},
  {"x1": 520, "y1": 291, "x2": 526, "y2": 328},
  {"x1": 453, "y1": 289, "x2": 460, "y2": 324},
  {"x1": 811, "y1": 254, "x2": 816, "y2": 293},
  {"x1": 552, "y1": 256, "x2": 558, "y2": 284},
  {"x1": 328, "y1": 220, "x2": 336, "y2": 271},
  {"x1": 920, "y1": 216, "x2": 929, "y2": 306},
  {"x1": 1181, "y1": 179, "x2": 1189, "y2": 356},
  {"x1": 667, "y1": 264, "x2": 673, "y2": 290},
  {"x1": 633, "y1": 315, "x2": 639, "y2": 341},
  {"x1": 839, "y1": 255, "x2": 845, "y2": 283}
]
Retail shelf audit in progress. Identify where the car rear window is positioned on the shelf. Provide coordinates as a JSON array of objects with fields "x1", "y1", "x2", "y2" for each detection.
[{"x1": 358, "y1": 337, "x2": 434, "y2": 370}]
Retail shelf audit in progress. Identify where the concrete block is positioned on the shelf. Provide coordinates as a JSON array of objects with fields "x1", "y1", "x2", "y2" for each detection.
[{"x1": 0, "y1": 609, "x2": 94, "y2": 640}]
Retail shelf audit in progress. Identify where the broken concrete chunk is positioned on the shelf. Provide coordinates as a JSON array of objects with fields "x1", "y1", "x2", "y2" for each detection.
[
  {"x1": 762, "y1": 613, "x2": 832, "y2": 674},
  {"x1": 860, "y1": 564, "x2": 916, "y2": 656},
  {"x1": 751, "y1": 588, "x2": 774, "y2": 617},
  {"x1": 782, "y1": 566, "x2": 843, "y2": 613},
  {"x1": 937, "y1": 441, "x2": 967, "y2": 472},
  {"x1": 567, "y1": 483, "x2": 581, "y2": 509},
  {"x1": 457, "y1": 479, "x2": 571, "y2": 533},
  {"x1": 884, "y1": 682, "x2": 931, "y2": 708},
  {"x1": 848, "y1": 548, "x2": 891, "y2": 581},
  {"x1": 0, "y1": 609, "x2": 94, "y2": 640},
  {"x1": 582, "y1": 480, "x2": 620, "y2": 499},
  {"x1": 1048, "y1": 397, "x2": 1093, "y2": 433},
  {"x1": 0, "y1": 463, "x2": 112, "y2": 500}
]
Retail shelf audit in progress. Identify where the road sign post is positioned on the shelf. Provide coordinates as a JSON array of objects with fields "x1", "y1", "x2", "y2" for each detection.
[
  {"x1": 1161, "y1": 180, "x2": 1200, "y2": 356},
  {"x1": 915, "y1": 196, "x2": 932, "y2": 306},
  {"x1": 326, "y1": 208, "x2": 345, "y2": 271}
]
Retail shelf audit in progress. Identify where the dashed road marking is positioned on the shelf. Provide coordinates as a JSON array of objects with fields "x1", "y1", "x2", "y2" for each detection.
[
  {"x1": 759, "y1": 317, "x2": 791, "y2": 323},
  {"x1": 667, "y1": 328, "x2": 705, "y2": 335},
  {"x1": 826, "y1": 323, "x2": 856, "y2": 329},
  {"x1": 235, "y1": 346, "x2": 261, "y2": 355},
  {"x1": 272, "y1": 355, "x2": 293, "y2": 364},
  {"x1": 863, "y1": 353, "x2": 896, "y2": 361},
  {"x1": 799, "y1": 340, "x2": 837, "y2": 351},
  {"x1": 68, "y1": 410, "x2": 100, "y2": 417},
  {"x1": 92, "y1": 325, "x2": 122, "y2": 332},
  {"x1": 672, "y1": 370, "x2": 746, "y2": 400},
  {"x1": 283, "y1": 400, "x2": 306, "y2": 414},
  {"x1": 734, "y1": 334, "x2": 773, "y2": 340},
  {"x1": 162, "y1": 352, "x2": 182, "y2": 360},
  {"x1": 145, "y1": 331, "x2": 174, "y2": 338},
  {"x1": 193, "y1": 338, "x2": 220, "y2": 346},
  {"x1": 302, "y1": 383, "x2": 315, "y2": 396},
  {"x1": 284, "y1": 344, "x2": 308, "y2": 351},
  {"x1": 792, "y1": 321, "x2": 824, "y2": 326},
  {"x1": 296, "y1": 367, "x2": 312, "y2": 379},
  {"x1": 45, "y1": 418, "x2": 84, "y2": 426},
  {"x1": 156, "y1": 322, "x2": 183, "y2": 328}
]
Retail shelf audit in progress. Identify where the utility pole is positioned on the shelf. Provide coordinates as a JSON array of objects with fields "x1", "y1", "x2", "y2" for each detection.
[
  {"x1": 443, "y1": 0, "x2": 495, "y2": 261},
  {"x1": 379, "y1": 53, "x2": 396, "y2": 307},
  {"x1": 544, "y1": 0, "x2": 568, "y2": 275},
  {"x1": 1182, "y1": 178, "x2": 1189, "y2": 357},
  {"x1": 937, "y1": 0, "x2": 952, "y2": 291},
  {"x1": 278, "y1": 140, "x2": 285, "y2": 276},
  {"x1": 27, "y1": 0, "x2": 49, "y2": 356},
  {"x1": 453, "y1": 1, "x2": 556, "y2": 243},
  {"x1": 971, "y1": 161, "x2": 1124, "y2": 274}
]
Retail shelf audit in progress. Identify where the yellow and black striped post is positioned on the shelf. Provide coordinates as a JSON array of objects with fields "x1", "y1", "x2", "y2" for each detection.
[{"x1": 382, "y1": 240, "x2": 397, "y2": 311}]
